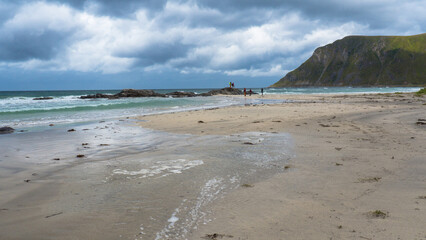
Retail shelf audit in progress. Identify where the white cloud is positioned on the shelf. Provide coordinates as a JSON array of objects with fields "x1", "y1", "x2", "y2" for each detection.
[
  {"x1": 0, "y1": 0, "x2": 418, "y2": 79},
  {"x1": 3, "y1": 2, "x2": 76, "y2": 31},
  {"x1": 225, "y1": 65, "x2": 289, "y2": 77}
]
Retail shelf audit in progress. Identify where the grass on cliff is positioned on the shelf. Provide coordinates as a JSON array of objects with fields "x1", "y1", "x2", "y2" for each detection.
[{"x1": 387, "y1": 34, "x2": 426, "y2": 53}]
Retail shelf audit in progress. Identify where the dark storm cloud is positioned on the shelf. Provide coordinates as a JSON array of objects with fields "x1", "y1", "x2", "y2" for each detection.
[
  {"x1": 153, "y1": 5, "x2": 281, "y2": 31},
  {"x1": 197, "y1": 0, "x2": 424, "y2": 31},
  {"x1": 0, "y1": 29, "x2": 70, "y2": 61},
  {"x1": 53, "y1": 0, "x2": 168, "y2": 17},
  {"x1": 117, "y1": 42, "x2": 193, "y2": 67},
  {"x1": 0, "y1": 1, "x2": 20, "y2": 24},
  {"x1": 0, "y1": 1, "x2": 78, "y2": 62},
  {"x1": 1, "y1": 0, "x2": 167, "y2": 18}
]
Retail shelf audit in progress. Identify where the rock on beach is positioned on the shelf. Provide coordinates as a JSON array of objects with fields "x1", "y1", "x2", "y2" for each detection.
[{"x1": 0, "y1": 126, "x2": 14, "y2": 134}]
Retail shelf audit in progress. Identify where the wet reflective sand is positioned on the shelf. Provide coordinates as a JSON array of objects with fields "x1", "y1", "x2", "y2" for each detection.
[{"x1": 0, "y1": 119, "x2": 293, "y2": 239}]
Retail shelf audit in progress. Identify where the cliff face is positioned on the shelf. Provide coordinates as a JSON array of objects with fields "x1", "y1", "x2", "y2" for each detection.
[{"x1": 270, "y1": 34, "x2": 426, "y2": 87}]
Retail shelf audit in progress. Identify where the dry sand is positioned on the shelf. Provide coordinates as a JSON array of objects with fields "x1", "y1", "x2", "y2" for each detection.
[{"x1": 137, "y1": 93, "x2": 426, "y2": 240}]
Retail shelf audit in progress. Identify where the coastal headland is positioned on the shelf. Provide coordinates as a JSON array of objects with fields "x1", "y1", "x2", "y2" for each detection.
[
  {"x1": 271, "y1": 33, "x2": 426, "y2": 87},
  {"x1": 0, "y1": 91, "x2": 425, "y2": 239}
]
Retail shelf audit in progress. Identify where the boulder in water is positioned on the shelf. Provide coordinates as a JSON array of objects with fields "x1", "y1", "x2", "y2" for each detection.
[
  {"x1": 0, "y1": 126, "x2": 14, "y2": 134},
  {"x1": 33, "y1": 97, "x2": 53, "y2": 100},
  {"x1": 80, "y1": 93, "x2": 117, "y2": 99}
]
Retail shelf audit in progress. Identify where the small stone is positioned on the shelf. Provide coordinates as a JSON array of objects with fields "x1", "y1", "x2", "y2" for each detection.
[
  {"x1": 67, "y1": 129, "x2": 76, "y2": 132},
  {"x1": 241, "y1": 184, "x2": 254, "y2": 188},
  {"x1": 76, "y1": 154, "x2": 85, "y2": 158}
]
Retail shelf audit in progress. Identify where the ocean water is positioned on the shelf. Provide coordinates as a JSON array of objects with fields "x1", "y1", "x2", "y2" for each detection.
[
  {"x1": 0, "y1": 89, "x2": 244, "y2": 129},
  {"x1": 0, "y1": 87, "x2": 421, "y2": 129}
]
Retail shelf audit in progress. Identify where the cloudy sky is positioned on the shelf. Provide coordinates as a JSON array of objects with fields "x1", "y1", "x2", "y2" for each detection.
[{"x1": 0, "y1": 0, "x2": 425, "y2": 90}]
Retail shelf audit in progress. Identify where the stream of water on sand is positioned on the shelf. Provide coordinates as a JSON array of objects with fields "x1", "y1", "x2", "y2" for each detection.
[{"x1": 0, "y1": 118, "x2": 293, "y2": 239}]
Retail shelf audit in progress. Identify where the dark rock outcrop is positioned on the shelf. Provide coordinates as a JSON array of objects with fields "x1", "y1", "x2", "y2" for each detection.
[
  {"x1": 80, "y1": 89, "x2": 165, "y2": 99},
  {"x1": 166, "y1": 91, "x2": 197, "y2": 97},
  {"x1": 80, "y1": 93, "x2": 117, "y2": 99},
  {"x1": 201, "y1": 87, "x2": 243, "y2": 96},
  {"x1": 33, "y1": 97, "x2": 53, "y2": 100},
  {"x1": 0, "y1": 126, "x2": 15, "y2": 134},
  {"x1": 80, "y1": 88, "x2": 244, "y2": 99},
  {"x1": 271, "y1": 33, "x2": 426, "y2": 87},
  {"x1": 115, "y1": 89, "x2": 166, "y2": 98}
]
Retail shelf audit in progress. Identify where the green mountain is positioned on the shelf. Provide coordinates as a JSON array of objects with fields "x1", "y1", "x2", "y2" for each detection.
[{"x1": 270, "y1": 34, "x2": 426, "y2": 87}]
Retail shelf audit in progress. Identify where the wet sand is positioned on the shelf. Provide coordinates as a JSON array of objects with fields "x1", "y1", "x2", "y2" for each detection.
[
  {"x1": 137, "y1": 93, "x2": 426, "y2": 240},
  {"x1": 0, "y1": 92, "x2": 425, "y2": 240},
  {"x1": 0, "y1": 116, "x2": 293, "y2": 239}
]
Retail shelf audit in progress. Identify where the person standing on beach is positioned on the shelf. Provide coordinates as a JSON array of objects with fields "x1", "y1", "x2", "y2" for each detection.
[
  {"x1": 229, "y1": 82, "x2": 232, "y2": 88},
  {"x1": 244, "y1": 88, "x2": 246, "y2": 96},
  {"x1": 261, "y1": 88, "x2": 264, "y2": 96},
  {"x1": 249, "y1": 89, "x2": 253, "y2": 96}
]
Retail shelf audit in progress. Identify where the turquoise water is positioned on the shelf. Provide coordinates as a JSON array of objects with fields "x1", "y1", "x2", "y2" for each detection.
[{"x1": 0, "y1": 87, "x2": 421, "y2": 129}]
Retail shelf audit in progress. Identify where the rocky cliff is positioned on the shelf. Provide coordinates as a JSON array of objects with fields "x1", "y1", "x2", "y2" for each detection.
[{"x1": 270, "y1": 33, "x2": 426, "y2": 87}]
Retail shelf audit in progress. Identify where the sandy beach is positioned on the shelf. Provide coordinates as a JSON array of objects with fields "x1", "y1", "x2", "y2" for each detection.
[
  {"x1": 1, "y1": 92, "x2": 425, "y2": 240},
  {"x1": 137, "y1": 93, "x2": 426, "y2": 240}
]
